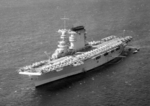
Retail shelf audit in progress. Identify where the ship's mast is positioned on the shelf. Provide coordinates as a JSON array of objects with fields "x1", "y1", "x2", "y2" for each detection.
[
  {"x1": 61, "y1": 15, "x2": 69, "y2": 29},
  {"x1": 51, "y1": 16, "x2": 70, "y2": 59}
]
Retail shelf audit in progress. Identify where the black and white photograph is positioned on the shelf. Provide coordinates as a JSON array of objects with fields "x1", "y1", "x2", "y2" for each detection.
[{"x1": 0, "y1": 0, "x2": 150, "y2": 106}]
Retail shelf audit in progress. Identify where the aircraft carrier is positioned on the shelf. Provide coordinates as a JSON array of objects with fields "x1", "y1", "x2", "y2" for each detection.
[{"x1": 18, "y1": 22, "x2": 133, "y2": 87}]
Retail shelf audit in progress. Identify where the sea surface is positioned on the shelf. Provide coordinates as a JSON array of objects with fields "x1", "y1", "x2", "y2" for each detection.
[{"x1": 0, "y1": 0, "x2": 150, "y2": 106}]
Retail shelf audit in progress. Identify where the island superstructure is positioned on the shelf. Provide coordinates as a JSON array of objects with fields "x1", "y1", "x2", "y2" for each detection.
[{"x1": 18, "y1": 21, "x2": 133, "y2": 87}]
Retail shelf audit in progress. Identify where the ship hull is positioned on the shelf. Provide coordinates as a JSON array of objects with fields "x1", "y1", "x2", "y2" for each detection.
[{"x1": 31, "y1": 46, "x2": 124, "y2": 87}]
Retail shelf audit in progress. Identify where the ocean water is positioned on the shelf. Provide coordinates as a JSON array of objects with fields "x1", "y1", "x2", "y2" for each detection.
[{"x1": 0, "y1": 0, "x2": 150, "y2": 106}]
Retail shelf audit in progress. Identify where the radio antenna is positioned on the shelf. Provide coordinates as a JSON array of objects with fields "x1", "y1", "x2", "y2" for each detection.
[
  {"x1": 44, "y1": 51, "x2": 51, "y2": 60},
  {"x1": 61, "y1": 15, "x2": 69, "y2": 29}
]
